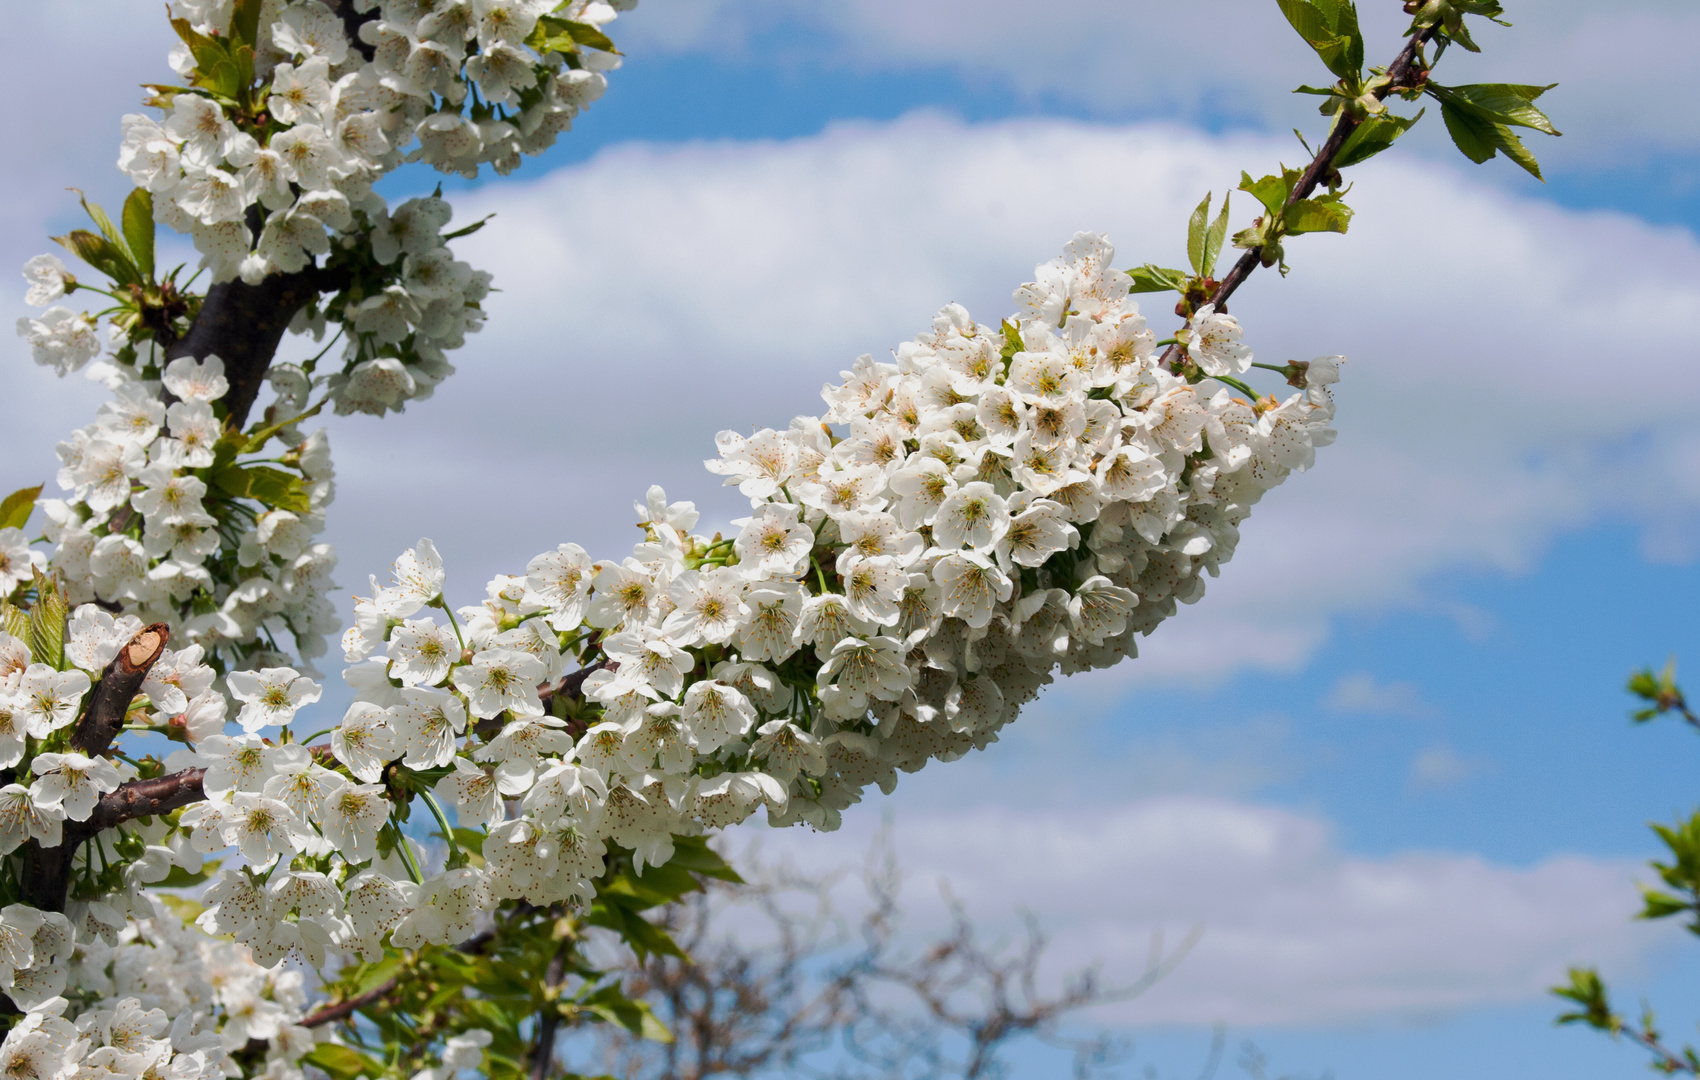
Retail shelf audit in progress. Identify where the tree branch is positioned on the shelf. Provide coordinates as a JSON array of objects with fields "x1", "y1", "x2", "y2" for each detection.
[
  {"x1": 302, "y1": 978, "x2": 400, "y2": 1029},
  {"x1": 1158, "y1": 23, "x2": 1436, "y2": 370},
  {"x1": 530, "y1": 944, "x2": 571, "y2": 1080},
  {"x1": 70, "y1": 623, "x2": 169, "y2": 758},
  {"x1": 166, "y1": 265, "x2": 349, "y2": 429}
]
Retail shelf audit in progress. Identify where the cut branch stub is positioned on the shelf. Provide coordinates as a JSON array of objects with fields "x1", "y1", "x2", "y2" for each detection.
[{"x1": 71, "y1": 622, "x2": 169, "y2": 758}]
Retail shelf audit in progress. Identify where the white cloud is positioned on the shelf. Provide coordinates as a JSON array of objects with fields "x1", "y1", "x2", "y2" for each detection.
[
  {"x1": 1326, "y1": 674, "x2": 1430, "y2": 717},
  {"x1": 287, "y1": 114, "x2": 1700, "y2": 685},
  {"x1": 1409, "y1": 744, "x2": 1491, "y2": 790},
  {"x1": 622, "y1": 0, "x2": 1699, "y2": 173},
  {"x1": 741, "y1": 796, "x2": 1663, "y2": 1026}
]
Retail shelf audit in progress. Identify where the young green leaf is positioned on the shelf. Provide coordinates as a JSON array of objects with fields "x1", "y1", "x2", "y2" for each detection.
[
  {"x1": 1431, "y1": 82, "x2": 1560, "y2": 134},
  {"x1": 1333, "y1": 109, "x2": 1423, "y2": 170},
  {"x1": 1203, "y1": 192, "x2": 1232, "y2": 278},
  {"x1": 1238, "y1": 170, "x2": 1294, "y2": 218},
  {"x1": 0, "y1": 485, "x2": 41, "y2": 532},
  {"x1": 1275, "y1": 0, "x2": 1364, "y2": 81},
  {"x1": 1186, "y1": 192, "x2": 1211, "y2": 277},
  {"x1": 27, "y1": 569, "x2": 66, "y2": 669},
  {"x1": 1283, "y1": 197, "x2": 1352, "y2": 235},
  {"x1": 1125, "y1": 264, "x2": 1191, "y2": 294},
  {"x1": 0, "y1": 603, "x2": 26, "y2": 643},
  {"x1": 121, "y1": 189, "x2": 155, "y2": 280},
  {"x1": 526, "y1": 15, "x2": 619, "y2": 55},
  {"x1": 1439, "y1": 99, "x2": 1545, "y2": 180},
  {"x1": 229, "y1": 0, "x2": 264, "y2": 48},
  {"x1": 209, "y1": 464, "x2": 314, "y2": 514},
  {"x1": 999, "y1": 318, "x2": 1024, "y2": 363},
  {"x1": 52, "y1": 230, "x2": 142, "y2": 287}
]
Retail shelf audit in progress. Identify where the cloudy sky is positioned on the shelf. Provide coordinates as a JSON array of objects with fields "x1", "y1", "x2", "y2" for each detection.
[{"x1": 6, "y1": 2, "x2": 1700, "y2": 1076}]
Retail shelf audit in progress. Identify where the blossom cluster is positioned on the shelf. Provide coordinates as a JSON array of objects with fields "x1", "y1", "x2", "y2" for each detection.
[
  {"x1": 0, "y1": 895, "x2": 315, "y2": 1080},
  {"x1": 164, "y1": 233, "x2": 1340, "y2": 964},
  {"x1": 130, "y1": 0, "x2": 631, "y2": 284},
  {"x1": 31, "y1": 348, "x2": 339, "y2": 673}
]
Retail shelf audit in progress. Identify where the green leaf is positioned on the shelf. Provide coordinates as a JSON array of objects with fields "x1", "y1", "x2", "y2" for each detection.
[
  {"x1": 1638, "y1": 887, "x2": 1693, "y2": 922},
  {"x1": 1203, "y1": 192, "x2": 1231, "y2": 278},
  {"x1": 1439, "y1": 99, "x2": 1544, "y2": 180},
  {"x1": 52, "y1": 230, "x2": 142, "y2": 288},
  {"x1": 1283, "y1": 197, "x2": 1353, "y2": 235},
  {"x1": 0, "y1": 603, "x2": 26, "y2": 643},
  {"x1": 1238, "y1": 170, "x2": 1295, "y2": 218},
  {"x1": 209, "y1": 465, "x2": 313, "y2": 514},
  {"x1": 27, "y1": 570, "x2": 66, "y2": 670},
  {"x1": 661, "y1": 835, "x2": 743, "y2": 883},
  {"x1": 121, "y1": 189, "x2": 155, "y2": 280},
  {"x1": 999, "y1": 318, "x2": 1024, "y2": 364},
  {"x1": 0, "y1": 486, "x2": 41, "y2": 532},
  {"x1": 1333, "y1": 109, "x2": 1423, "y2": 170},
  {"x1": 1432, "y1": 82, "x2": 1560, "y2": 134},
  {"x1": 1275, "y1": 0, "x2": 1364, "y2": 80},
  {"x1": 1185, "y1": 192, "x2": 1211, "y2": 277},
  {"x1": 158, "y1": 859, "x2": 220, "y2": 889},
  {"x1": 526, "y1": 14, "x2": 619, "y2": 56},
  {"x1": 1126, "y1": 264, "x2": 1190, "y2": 293},
  {"x1": 230, "y1": 0, "x2": 264, "y2": 48},
  {"x1": 585, "y1": 898, "x2": 685, "y2": 962},
  {"x1": 304, "y1": 1044, "x2": 387, "y2": 1080},
  {"x1": 582, "y1": 984, "x2": 673, "y2": 1043}
]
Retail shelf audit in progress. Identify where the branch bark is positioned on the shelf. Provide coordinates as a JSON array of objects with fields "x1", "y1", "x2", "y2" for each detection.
[
  {"x1": 70, "y1": 623, "x2": 169, "y2": 758},
  {"x1": 20, "y1": 625, "x2": 171, "y2": 912},
  {"x1": 530, "y1": 944, "x2": 572, "y2": 1080},
  {"x1": 1157, "y1": 24, "x2": 1436, "y2": 370},
  {"x1": 166, "y1": 265, "x2": 349, "y2": 429}
]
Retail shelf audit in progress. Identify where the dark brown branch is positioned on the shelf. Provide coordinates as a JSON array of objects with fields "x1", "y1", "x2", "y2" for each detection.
[
  {"x1": 82, "y1": 768, "x2": 208, "y2": 834},
  {"x1": 1158, "y1": 23, "x2": 1437, "y2": 370},
  {"x1": 70, "y1": 623, "x2": 169, "y2": 758},
  {"x1": 21, "y1": 625, "x2": 171, "y2": 911},
  {"x1": 302, "y1": 978, "x2": 400, "y2": 1028},
  {"x1": 167, "y1": 265, "x2": 349, "y2": 429},
  {"x1": 530, "y1": 944, "x2": 572, "y2": 1080}
]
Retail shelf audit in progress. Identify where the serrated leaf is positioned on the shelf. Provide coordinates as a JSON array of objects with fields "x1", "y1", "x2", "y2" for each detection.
[
  {"x1": 122, "y1": 189, "x2": 155, "y2": 279},
  {"x1": 1283, "y1": 197, "x2": 1353, "y2": 235},
  {"x1": 526, "y1": 14, "x2": 619, "y2": 55},
  {"x1": 1333, "y1": 109, "x2": 1423, "y2": 170},
  {"x1": 1185, "y1": 192, "x2": 1211, "y2": 277},
  {"x1": 158, "y1": 858, "x2": 220, "y2": 889},
  {"x1": 999, "y1": 318, "x2": 1023, "y2": 363},
  {"x1": 1435, "y1": 82, "x2": 1560, "y2": 134},
  {"x1": 1238, "y1": 171, "x2": 1293, "y2": 218},
  {"x1": 1203, "y1": 192, "x2": 1231, "y2": 278},
  {"x1": 230, "y1": 0, "x2": 264, "y2": 48},
  {"x1": 0, "y1": 486, "x2": 42, "y2": 532},
  {"x1": 28, "y1": 570, "x2": 66, "y2": 669},
  {"x1": 1125, "y1": 264, "x2": 1190, "y2": 293},
  {"x1": 662, "y1": 835, "x2": 743, "y2": 882},
  {"x1": 52, "y1": 230, "x2": 141, "y2": 287},
  {"x1": 0, "y1": 603, "x2": 26, "y2": 643},
  {"x1": 1440, "y1": 100, "x2": 1544, "y2": 180},
  {"x1": 209, "y1": 464, "x2": 313, "y2": 514},
  {"x1": 1275, "y1": 0, "x2": 1364, "y2": 80},
  {"x1": 304, "y1": 1044, "x2": 387, "y2": 1080},
  {"x1": 582, "y1": 984, "x2": 673, "y2": 1043}
]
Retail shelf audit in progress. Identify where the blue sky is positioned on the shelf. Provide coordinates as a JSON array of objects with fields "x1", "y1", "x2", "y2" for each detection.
[{"x1": 5, "y1": 1, "x2": 1700, "y2": 1076}]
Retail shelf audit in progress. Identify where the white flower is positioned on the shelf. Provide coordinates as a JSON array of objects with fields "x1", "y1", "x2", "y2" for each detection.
[
  {"x1": 385, "y1": 618, "x2": 459, "y2": 687},
  {"x1": 932, "y1": 553, "x2": 1014, "y2": 629},
  {"x1": 1181, "y1": 303, "x2": 1253, "y2": 377},
  {"x1": 391, "y1": 687, "x2": 467, "y2": 768},
  {"x1": 28, "y1": 752, "x2": 121, "y2": 822},
  {"x1": 732, "y1": 503, "x2": 814, "y2": 578},
  {"x1": 333, "y1": 702, "x2": 401, "y2": 783},
  {"x1": 160, "y1": 355, "x2": 230, "y2": 403},
  {"x1": 451, "y1": 649, "x2": 545, "y2": 720},
  {"x1": 227, "y1": 666, "x2": 322, "y2": 732},
  {"x1": 379, "y1": 538, "x2": 445, "y2": 616},
  {"x1": 320, "y1": 781, "x2": 389, "y2": 864},
  {"x1": 0, "y1": 529, "x2": 43, "y2": 596},
  {"x1": 678, "y1": 681, "x2": 757, "y2": 753},
  {"x1": 222, "y1": 793, "x2": 311, "y2": 870},
  {"x1": 524, "y1": 543, "x2": 593, "y2": 631},
  {"x1": 15, "y1": 665, "x2": 90, "y2": 739},
  {"x1": 661, "y1": 568, "x2": 748, "y2": 646},
  {"x1": 16, "y1": 307, "x2": 99, "y2": 375},
  {"x1": 838, "y1": 555, "x2": 906, "y2": 627},
  {"x1": 391, "y1": 868, "x2": 489, "y2": 949},
  {"x1": 0, "y1": 786, "x2": 62, "y2": 853},
  {"x1": 21, "y1": 255, "x2": 70, "y2": 308},
  {"x1": 932, "y1": 482, "x2": 1011, "y2": 552},
  {"x1": 736, "y1": 583, "x2": 805, "y2": 663}
]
